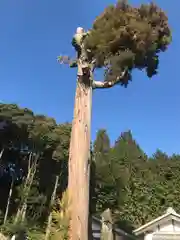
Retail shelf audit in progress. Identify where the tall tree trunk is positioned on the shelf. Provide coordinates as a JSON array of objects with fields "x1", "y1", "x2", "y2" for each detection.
[
  {"x1": 0, "y1": 148, "x2": 4, "y2": 157},
  {"x1": 15, "y1": 153, "x2": 32, "y2": 223},
  {"x1": 21, "y1": 202, "x2": 27, "y2": 222},
  {"x1": 15, "y1": 152, "x2": 38, "y2": 223},
  {"x1": 0, "y1": 148, "x2": 4, "y2": 162},
  {"x1": 68, "y1": 71, "x2": 92, "y2": 240},
  {"x1": 21, "y1": 154, "x2": 38, "y2": 222},
  {"x1": 45, "y1": 175, "x2": 59, "y2": 240},
  {"x1": 3, "y1": 180, "x2": 13, "y2": 225}
]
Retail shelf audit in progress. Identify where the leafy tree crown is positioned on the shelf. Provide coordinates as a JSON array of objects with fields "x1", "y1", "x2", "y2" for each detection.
[{"x1": 85, "y1": 0, "x2": 171, "y2": 86}]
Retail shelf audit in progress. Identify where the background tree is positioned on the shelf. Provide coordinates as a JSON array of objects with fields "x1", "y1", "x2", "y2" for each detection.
[
  {"x1": 0, "y1": 103, "x2": 71, "y2": 238},
  {"x1": 58, "y1": 1, "x2": 171, "y2": 239},
  {"x1": 93, "y1": 130, "x2": 115, "y2": 213},
  {"x1": 93, "y1": 130, "x2": 180, "y2": 230},
  {"x1": 2, "y1": 103, "x2": 180, "y2": 239}
]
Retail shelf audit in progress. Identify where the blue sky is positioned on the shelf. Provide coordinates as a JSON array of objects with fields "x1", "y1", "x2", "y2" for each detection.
[{"x1": 0, "y1": 0, "x2": 179, "y2": 156}]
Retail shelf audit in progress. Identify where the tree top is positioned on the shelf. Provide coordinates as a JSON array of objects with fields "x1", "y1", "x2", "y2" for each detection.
[
  {"x1": 84, "y1": 0, "x2": 171, "y2": 86},
  {"x1": 58, "y1": 0, "x2": 171, "y2": 88}
]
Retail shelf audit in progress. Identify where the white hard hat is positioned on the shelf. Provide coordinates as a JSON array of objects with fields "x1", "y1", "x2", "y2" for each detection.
[{"x1": 76, "y1": 27, "x2": 84, "y2": 34}]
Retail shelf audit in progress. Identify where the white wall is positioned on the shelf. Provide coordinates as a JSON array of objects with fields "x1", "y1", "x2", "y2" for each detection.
[
  {"x1": 174, "y1": 221, "x2": 180, "y2": 231},
  {"x1": 143, "y1": 220, "x2": 180, "y2": 240},
  {"x1": 158, "y1": 220, "x2": 173, "y2": 231},
  {"x1": 144, "y1": 233, "x2": 153, "y2": 240}
]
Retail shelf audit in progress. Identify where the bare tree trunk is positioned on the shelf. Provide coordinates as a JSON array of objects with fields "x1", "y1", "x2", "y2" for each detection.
[
  {"x1": 15, "y1": 153, "x2": 32, "y2": 223},
  {"x1": 45, "y1": 175, "x2": 59, "y2": 240},
  {"x1": 15, "y1": 152, "x2": 38, "y2": 223},
  {"x1": 21, "y1": 202, "x2": 27, "y2": 222},
  {"x1": 21, "y1": 154, "x2": 38, "y2": 222},
  {"x1": 3, "y1": 180, "x2": 13, "y2": 224},
  {"x1": 0, "y1": 148, "x2": 4, "y2": 161},
  {"x1": 68, "y1": 72, "x2": 92, "y2": 240}
]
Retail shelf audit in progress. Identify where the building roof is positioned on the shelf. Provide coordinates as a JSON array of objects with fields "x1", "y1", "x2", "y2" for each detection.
[{"x1": 133, "y1": 208, "x2": 180, "y2": 236}]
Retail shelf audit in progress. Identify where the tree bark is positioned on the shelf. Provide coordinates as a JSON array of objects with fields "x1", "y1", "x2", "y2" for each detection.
[
  {"x1": 21, "y1": 154, "x2": 38, "y2": 222},
  {"x1": 3, "y1": 180, "x2": 13, "y2": 225},
  {"x1": 68, "y1": 72, "x2": 92, "y2": 240},
  {"x1": 45, "y1": 175, "x2": 59, "y2": 240},
  {"x1": 14, "y1": 153, "x2": 38, "y2": 223},
  {"x1": 0, "y1": 148, "x2": 4, "y2": 161}
]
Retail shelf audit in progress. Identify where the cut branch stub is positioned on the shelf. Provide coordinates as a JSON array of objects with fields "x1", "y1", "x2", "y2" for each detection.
[
  {"x1": 92, "y1": 68, "x2": 130, "y2": 89},
  {"x1": 57, "y1": 56, "x2": 77, "y2": 68}
]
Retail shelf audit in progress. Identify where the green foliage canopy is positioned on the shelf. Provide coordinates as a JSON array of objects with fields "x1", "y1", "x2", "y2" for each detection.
[
  {"x1": 85, "y1": 0, "x2": 171, "y2": 86},
  {"x1": 1, "y1": 103, "x2": 180, "y2": 236},
  {"x1": 93, "y1": 129, "x2": 180, "y2": 230},
  {"x1": 0, "y1": 104, "x2": 71, "y2": 233}
]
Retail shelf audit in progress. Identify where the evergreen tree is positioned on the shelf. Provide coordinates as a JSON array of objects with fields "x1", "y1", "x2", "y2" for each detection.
[{"x1": 58, "y1": 1, "x2": 171, "y2": 238}]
